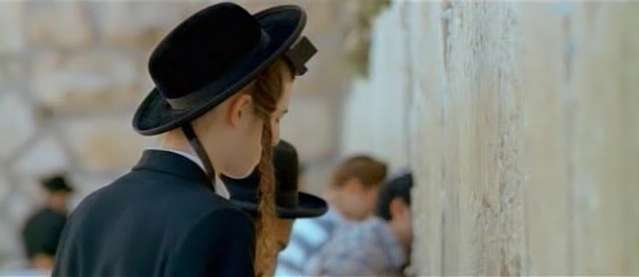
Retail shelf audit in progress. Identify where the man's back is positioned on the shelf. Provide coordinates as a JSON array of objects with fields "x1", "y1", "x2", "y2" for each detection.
[{"x1": 53, "y1": 150, "x2": 255, "y2": 277}]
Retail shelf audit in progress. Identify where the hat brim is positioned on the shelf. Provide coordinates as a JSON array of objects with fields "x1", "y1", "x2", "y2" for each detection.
[
  {"x1": 133, "y1": 6, "x2": 306, "y2": 135},
  {"x1": 231, "y1": 192, "x2": 328, "y2": 219},
  {"x1": 44, "y1": 185, "x2": 74, "y2": 193}
]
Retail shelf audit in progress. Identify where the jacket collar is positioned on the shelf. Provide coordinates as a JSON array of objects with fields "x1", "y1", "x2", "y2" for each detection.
[{"x1": 132, "y1": 150, "x2": 211, "y2": 187}]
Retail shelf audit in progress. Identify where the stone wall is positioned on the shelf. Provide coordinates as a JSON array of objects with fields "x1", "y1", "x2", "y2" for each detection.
[
  {"x1": 341, "y1": 1, "x2": 639, "y2": 275},
  {"x1": 0, "y1": 0, "x2": 357, "y2": 267}
]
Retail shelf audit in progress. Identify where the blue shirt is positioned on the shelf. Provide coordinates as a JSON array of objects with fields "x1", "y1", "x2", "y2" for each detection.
[
  {"x1": 304, "y1": 217, "x2": 407, "y2": 276},
  {"x1": 274, "y1": 208, "x2": 346, "y2": 276}
]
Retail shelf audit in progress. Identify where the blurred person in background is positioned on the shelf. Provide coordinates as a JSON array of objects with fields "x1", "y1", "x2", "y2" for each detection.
[
  {"x1": 275, "y1": 155, "x2": 387, "y2": 275},
  {"x1": 305, "y1": 173, "x2": 414, "y2": 276},
  {"x1": 21, "y1": 174, "x2": 74, "y2": 270},
  {"x1": 222, "y1": 140, "x2": 328, "y2": 276}
]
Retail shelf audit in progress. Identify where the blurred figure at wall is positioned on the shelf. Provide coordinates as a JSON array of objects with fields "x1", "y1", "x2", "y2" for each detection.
[
  {"x1": 305, "y1": 173, "x2": 414, "y2": 276},
  {"x1": 275, "y1": 155, "x2": 387, "y2": 275},
  {"x1": 21, "y1": 174, "x2": 74, "y2": 270}
]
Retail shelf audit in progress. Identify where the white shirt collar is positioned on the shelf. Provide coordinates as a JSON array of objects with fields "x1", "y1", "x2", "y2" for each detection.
[{"x1": 145, "y1": 147, "x2": 230, "y2": 199}]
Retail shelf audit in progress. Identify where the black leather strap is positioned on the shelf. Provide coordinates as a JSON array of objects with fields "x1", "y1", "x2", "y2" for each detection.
[{"x1": 181, "y1": 124, "x2": 216, "y2": 192}]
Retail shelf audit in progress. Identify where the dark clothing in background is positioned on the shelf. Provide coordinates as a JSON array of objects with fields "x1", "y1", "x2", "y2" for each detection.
[
  {"x1": 22, "y1": 207, "x2": 67, "y2": 259},
  {"x1": 52, "y1": 150, "x2": 256, "y2": 277}
]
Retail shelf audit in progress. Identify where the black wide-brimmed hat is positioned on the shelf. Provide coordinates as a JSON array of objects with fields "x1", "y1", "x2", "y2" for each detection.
[
  {"x1": 40, "y1": 174, "x2": 74, "y2": 193},
  {"x1": 133, "y1": 2, "x2": 317, "y2": 135},
  {"x1": 221, "y1": 140, "x2": 328, "y2": 219}
]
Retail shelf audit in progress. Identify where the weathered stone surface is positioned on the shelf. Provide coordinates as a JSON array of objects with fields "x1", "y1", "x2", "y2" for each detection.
[
  {"x1": 27, "y1": 2, "x2": 92, "y2": 49},
  {"x1": 341, "y1": 1, "x2": 639, "y2": 275},
  {"x1": 281, "y1": 96, "x2": 336, "y2": 163},
  {"x1": 94, "y1": 2, "x2": 188, "y2": 50},
  {"x1": 5, "y1": 189, "x2": 35, "y2": 227},
  {"x1": 31, "y1": 50, "x2": 143, "y2": 114},
  {"x1": 0, "y1": 59, "x2": 26, "y2": 89},
  {"x1": 13, "y1": 136, "x2": 70, "y2": 178},
  {"x1": 0, "y1": 93, "x2": 36, "y2": 161},
  {"x1": 0, "y1": 176, "x2": 12, "y2": 219},
  {"x1": 341, "y1": 4, "x2": 411, "y2": 173},
  {"x1": 63, "y1": 117, "x2": 148, "y2": 172},
  {"x1": 0, "y1": 222, "x2": 23, "y2": 269},
  {"x1": 569, "y1": 3, "x2": 639, "y2": 274},
  {"x1": 518, "y1": 3, "x2": 572, "y2": 275},
  {"x1": 0, "y1": 3, "x2": 25, "y2": 54}
]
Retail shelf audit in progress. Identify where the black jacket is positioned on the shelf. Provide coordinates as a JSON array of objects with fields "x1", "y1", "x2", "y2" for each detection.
[{"x1": 53, "y1": 150, "x2": 255, "y2": 277}]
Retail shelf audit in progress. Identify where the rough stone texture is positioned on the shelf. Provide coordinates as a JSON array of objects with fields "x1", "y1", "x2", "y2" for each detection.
[
  {"x1": 341, "y1": 1, "x2": 639, "y2": 275},
  {"x1": 518, "y1": 4, "x2": 573, "y2": 274},
  {"x1": 27, "y1": 2, "x2": 92, "y2": 49},
  {"x1": 0, "y1": 2, "x2": 25, "y2": 54},
  {"x1": 0, "y1": 58, "x2": 26, "y2": 90},
  {"x1": 32, "y1": 50, "x2": 142, "y2": 114},
  {"x1": 0, "y1": 93, "x2": 36, "y2": 160},
  {"x1": 568, "y1": 3, "x2": 639, "y2": 274},
  {"x1": 0, "y1": 217, "x2": 24, "y2": 269},
  {"x1": 0, "y1": 176, "x2": 12, "y2": 219},
  {"x1": 94, "y1": 2, "x2": 189, "y2": 50},
  {"x1": 341, "y1": 4, "x2": 412, "y2": 173},
  {"x1": 281, "y1": 96, "x2": 336, "y2": 163},
  {"x1": 13, "y1": 136, "x2": 70, "y2": 178},
  {"x1": 63, "y1": 117, "x2": 148, "y2": 172}
]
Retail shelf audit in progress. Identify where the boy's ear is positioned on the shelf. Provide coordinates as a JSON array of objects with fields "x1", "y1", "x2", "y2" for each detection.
[{"x1": 227, "y1": 94, "x2": 253, "y2": 127}]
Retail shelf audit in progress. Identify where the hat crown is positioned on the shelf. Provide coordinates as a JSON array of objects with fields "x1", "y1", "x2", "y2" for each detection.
[
  {"x1": 41, "y1": 174, "x2": 73, "y2": 193},
  {"x1": 273, "y1": 140, "x2": 299, "y2": 207},
  {"x1": 148, "y1": 2, "x2": 264, "y2": 100}
]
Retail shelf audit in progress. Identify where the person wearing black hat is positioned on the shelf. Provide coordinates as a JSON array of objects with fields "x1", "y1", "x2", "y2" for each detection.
[
  {"x1": 53, "y1": 2, "x2": 317, "y2": 277},
  {"x1": 21, "y1": 174, "x2": 74, "y2": 270},
  {"x1": 221, "y1": 140, "x2": 328, "y2": 276}
]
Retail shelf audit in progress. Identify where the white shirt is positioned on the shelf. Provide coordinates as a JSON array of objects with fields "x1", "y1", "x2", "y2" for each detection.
[{"x1": 145, "y1": 147, "x2": 230, "y2": 199}]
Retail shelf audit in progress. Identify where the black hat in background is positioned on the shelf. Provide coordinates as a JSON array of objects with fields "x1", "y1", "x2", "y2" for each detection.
[
  {"x1": 221, "y1": 140, "x2": 328, "y2": 219},
  {"x1": 376, "y1": 173, "x2": 413, "y2": 221},
  {"x1": 41, "y1": 174, "x2": 74, "y2": 193}
]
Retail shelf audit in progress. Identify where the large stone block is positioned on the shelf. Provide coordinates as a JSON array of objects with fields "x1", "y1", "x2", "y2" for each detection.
[
  {"x1": 13, "y1": 135, "x2": 71, "y2": 179},
  {"x1": 0, "y1": 58, "x2": 26, "y2": 89},
  {"x1": 0, "y1": 93, "x2": 36, "y2": 161},
  {"x1": 5, "y1": 189, "x2": 35, "y2": 227},
  {"x1": 31, "y1": 50, "x2": 144, "y2": 114},
  {"x1": 570, "y1": 3, "x2": 639, "y2": 274},
  {"x1": 0, "y1": 2, "x2": 25, "y2": 54},
  {"x1": 341, "y1": 1, "x2": 639, "y2": 276},
  {"x1": 404, "y1": 2, "x2": 448, "y2": 276},
  {"x1": 62, "y1": 117, "x2": 148, "y2": 172},
  {"x1": 518, "y1": 3, "x2": 573, "y2": 275},
  {"x1": 27, "y1": 2, "x2": 92, "y2": 49},
  {"x1": 341, "y1": 4, "x2": 411, "y2": 174},
  {"x1": 94, "y1": 2, "x2": 189, "y2": 50},
  {"x1": 0, "y1": 221, "x2": 24, "y2": 269},
  {"x1": 0, "y1": 176, "x2": 13, "y2": 219},
  {"x1": 281, "y1": 96, "x2": 336, "y2": 163}
]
